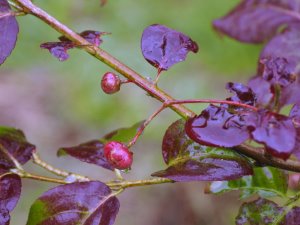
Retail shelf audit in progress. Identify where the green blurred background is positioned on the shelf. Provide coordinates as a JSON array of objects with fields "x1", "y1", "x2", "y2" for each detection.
[{"x1": 0, "y1": 0, "x2": 263, "y2": 224}]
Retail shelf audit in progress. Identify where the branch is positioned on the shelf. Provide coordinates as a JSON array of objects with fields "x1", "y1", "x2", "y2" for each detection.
[
  {"x1": 106, "y1": 177, "x2": 174, "y2": 189},
  {"x1": 12, "y1": 0, "x2": 300, "y2": 174},
  {"x1": 32, "y1": 153, "x2": 90, "y2": 182},
  {"x1": 13, "y1": 0, "x2": 195, "y2": 120}
]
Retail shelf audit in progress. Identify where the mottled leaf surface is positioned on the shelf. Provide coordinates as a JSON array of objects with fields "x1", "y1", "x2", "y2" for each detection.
[
  {"x1": 213, "y1": 0, "x2": 299, "y2": 43},
  {"x1": 27, "y1": 181, "x2": 119, "y2": 225},
  {"x1": 0, "y1": 126, "x2": 35, "y2": 166},
  {"x1": 236, "y1": 198, "x2": 300, "y2": 225},
  {"x1": 141, "y1": 24, "x2": 198, "y2": 71},
  {"x1": 185, "y1": 105, "x2": 251, "y2": 148},
  {"x1": 0, "y1": 0, "x2": 19, "y2": 65},
  {"x1": 236, "y1": 198, "x2": 283, "y2": 225},
  {"x1": 0, "y1": 172, "x2": 21, "y2": 225},
  {"x1": 208, "y1": 167, "x2": 288, "y2": 199},
  {"x1": 58, "y1": 121, "x2": 143, "y2": 170},
  {"x1": 152, "y1": 119, "x2": 253, "y2": 182}
]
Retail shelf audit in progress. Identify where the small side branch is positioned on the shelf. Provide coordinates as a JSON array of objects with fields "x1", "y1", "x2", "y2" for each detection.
[{"x1": 32, "y1": 153, "x2": 90, "y2": 181}]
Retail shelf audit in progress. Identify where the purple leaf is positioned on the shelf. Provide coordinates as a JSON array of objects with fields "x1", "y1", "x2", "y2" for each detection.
[
  {"x1": 0, "y1": 173, "x2": 21, "y2": 225},
  {"x1": 152, "y1": 156, "x2": 253, "y2": 182},
  {"x1": 285, "y1": 207, "x2": 300, "y2": 225},
  {"x1": 260, "y1": 27, "x2": 300, "y2": 107},
  {"x1": 260, "y1": 27, "x2": 300, "y2": 70},
  {"x1": 290, "y1": 104, "x2": 300, "y2": 127},
  {"x1": 213, "y1": 0, "x2": 299, "y2": 43},
  {"x1": 0, "y1": 0, "x2": 19, "y2": 65},
  {"x1": 250, "y1": 111, "x2": 296, "y2": 160},
  {"x1": 152, "y1": 119, "x2": 253, "y2": 182},
  {"x1": 259, "y1": 57, "x2": 296, "y2": 88},
  {"x1": 41, "y1": 30, "x2": 109, "y2": 61},
  {"x1": 226, "y1": 82, "x2": 256, "y2": 106},
  {"x1": 0, "y1": 126, "x2": 35, "y2": 166},
  {"x1": 58, "y1": 140, "x2": 114, "y2": 170},
  {"x1": 185, "y1": 105, "x2": 251, "y2": 148},
  {"x1": 40, "y1": 42, "x2": 74, "y2": 61},
  {"x1": 57, "y1": 121, "x2": 143, "y2": 171},
  {"x1": 248, "y1": 75, "x2": 274, "y2": 108},
  {"x1": 79, "y1": 30, "x2": 110, "y2": 46},
  {"x1": 290, "y1": 106, "x2": 300, "y2": 159},
  {"x1": 141, "y1": 24, "x2": 198, "y2": 71},
  {"x1": 27, "y1": 181, "x2": 119, "y2": 225}
]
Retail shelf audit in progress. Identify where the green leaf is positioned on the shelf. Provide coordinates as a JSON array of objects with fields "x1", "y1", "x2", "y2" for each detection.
[
  {"x1": 101, "y1": 120, "x2": 144, "y2": 143},
  {"x1": 207, "y1": 167, "x2": 288, "y2": 198},
  {"x1": 152, "y1": 119, "x2": 253, "y2": 182}
]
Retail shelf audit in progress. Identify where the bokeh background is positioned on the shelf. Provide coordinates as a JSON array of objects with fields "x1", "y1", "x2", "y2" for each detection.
[{"x1": 0, "y1": 1, "x2": 263, "y2": 224}]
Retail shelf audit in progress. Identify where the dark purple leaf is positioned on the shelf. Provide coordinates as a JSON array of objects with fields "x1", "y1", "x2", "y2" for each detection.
[
  {"x1": 290, "y1": 107, "x2": 300, "y2": 159},
  {"x1": 0, "y1": 126, "x2": 35, "y2": 165},
  {"x1": 0, "y1": 0, "x2": 19, "y2": 65},
  {"x1": 290, "y1": 104, "x2": 300, "y2": 126},
  {"x1": 236, "y1": 198, "x2": 283, "y2": 225},
  {"x1": 79, "y1": 30, "x2": 110, "y2": 46},
  {"x1": 226, "y1": 82, "x2": 256, "y2": 106},
  {"x1": 260, "y1": 28, "x2": 300, "y2": 107},
  {"x1": 213, "y1": 0, "x2": 299, "y2": 43},
  {"x1": 27, "y1": 181, "x2": 119, "y2": 225},
  {"x1": 152, "y1": 156, "x2": 253, "y2": 182},
  {"x1": 0, "y1": 173, "x2": 21, "y2": 225},
  {"x1": 0, "y1": 149, "x2": 15, "y2": 171},
  {"x1": 248, "y1": 75, "x2": 274, "y2": 108},
  {"x1": 42, "y1": 30, "x2": 109, "y2": 61},
  {"x1": 141, "y1": 24, "x2": 198, "y2": 71},
  {"x1": 58, "y1": 140, "x2": 113, "y2": 170},
  {"x1": 40, "y1": 42, "x2": 74, "y2": 61},
  {"x1": 185, "y1": 105, "x2": 251, "y2": 148},
  {"x1": 260, "y1": 27, "x2": 300, "y2": 71},
  {"x1": 57, "y1": 121, "x2": 143, "y2": 171},
  {"x1": 285, "y1": 207, "x2": 300, "y2": 225},
  {"x1": 250, "y1": 111, "x2": 296, "y2": 160},
  {"x1": 259, "y1": 57, "x2": 297, "y2": 88},
  {"x1": 152, "y1": 119, "x2": 253, "y2": 182}
]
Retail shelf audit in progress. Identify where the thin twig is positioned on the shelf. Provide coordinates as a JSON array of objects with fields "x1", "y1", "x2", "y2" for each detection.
[
  {"x1": 20, "y1": 171, "x2": 69, "y2": 184},
  {"x1": 106, "y1": 177, "x2": 174, "y2": 189},
  {"x1": 32, "y1": 153, "x2": 90, "y2": 181},
  {"x1": 128, "y1": 104, "x2": 165, "y2": 147}
]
